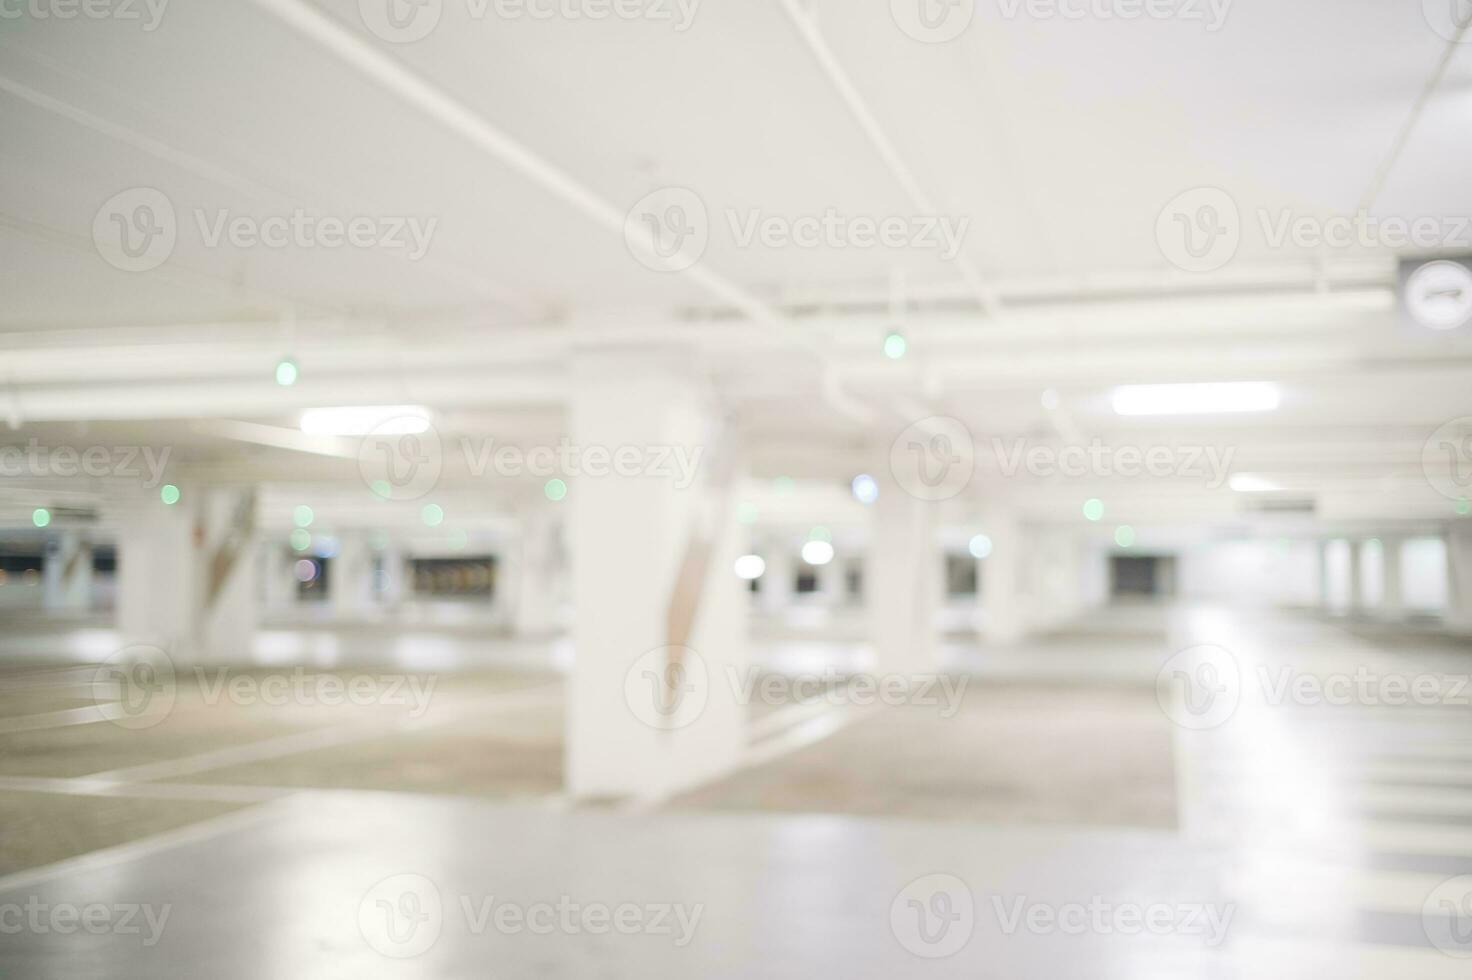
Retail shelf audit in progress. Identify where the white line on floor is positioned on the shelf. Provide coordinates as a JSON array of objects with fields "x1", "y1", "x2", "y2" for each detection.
[
  {"x1": 80, "y1": 682, "x2": 563, "y2": 786},
  {"x1": 0, "y1": 774, "x2": 288, "y2": 804},
  {"x1": 0, "y1": 795, "x2": 298, "y2": 897},
  {"x1": 0, "y1": 703, "x2": 122, "y2": 734}
]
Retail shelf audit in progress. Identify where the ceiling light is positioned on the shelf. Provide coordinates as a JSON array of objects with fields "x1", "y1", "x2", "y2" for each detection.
[
  {"x1": 1228, "y1": 474, "x2": 1281, "y2": 493},
  {"x1": 801, "y1": 540, "x2": 834, "y2": 565},
  {"x1": 734, "y1": 555, "x2": 766, "y2": 580},
  {"x1": 1111, "y1": 382, "x2": 1280, "y2": 416},
  {"x1": 300, "y1": 406, "x2": 431, "y2": 436}
]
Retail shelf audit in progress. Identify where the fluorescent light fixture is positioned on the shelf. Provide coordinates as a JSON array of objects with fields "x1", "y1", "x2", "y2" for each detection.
[
  {"x1": 1111, "y1": 382, "x2": 1280, "y2": 416},
  {"x1": 1228, "y1": 474, "x2": 1282, "y2": 493},
  {"x1": 300, "y1": 406, "x2": 431, "y2": 436}
]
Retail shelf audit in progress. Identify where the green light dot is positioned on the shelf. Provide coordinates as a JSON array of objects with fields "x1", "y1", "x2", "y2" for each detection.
[
  {"x1": 774, "y1": 476, "x2": 795, "y2": 495},
  {"x1": 1458, "y1": 497, "x2": 1470, "y2": 516},
  {"x1": 421, "y1": 503, "x2": 445, "y2": 527},
  {"x1": 883, "y1": 332, "x2": 908, "y2": 360},
  {"x1": 370, "y1": 480, "x2": 391, "y2": 500},
  {"x1": 1114, "y1": 525, "x2": 1136, "y2": 548},
  {"x1": 31, "y1": 508, "x2": 51, "y2": 528},
  {"x1": 1083, "y1": 498, "x2": 1104, "y2": 522},
  {"x1": 275, "y1": 358, "x2": 298, "y2": 386},
  {"x1": 160, "y1": 485, "x2": 180, "y2": 506},
  {"x1": 449, "y1": 528, "x2": 469, "y2": 551},
  {"x1": 544, "y1": 478, "x2": 568, "y2": 502},
  {"x1": 289, "y1": 528, "x2": 311, "y2": 551},
  {"x1": 736, "y1": 501, "x2": 758, "y2": 524},
  {"x1": 293, "y1": 505, "x2": 314, "y2": 528},
  {"x1": 808, "y1": 525, "x2": 832, "y2": 543}
]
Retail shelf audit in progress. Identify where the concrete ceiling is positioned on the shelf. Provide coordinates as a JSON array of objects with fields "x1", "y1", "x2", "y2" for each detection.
[{"x1": 2, "y1": 0, "x2": 1471, "y2": 532}]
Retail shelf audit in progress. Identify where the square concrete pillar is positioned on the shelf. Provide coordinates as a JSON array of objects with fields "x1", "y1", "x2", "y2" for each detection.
[{"x1": 565, "y1": 348, "x2": 747, "y2": 801}]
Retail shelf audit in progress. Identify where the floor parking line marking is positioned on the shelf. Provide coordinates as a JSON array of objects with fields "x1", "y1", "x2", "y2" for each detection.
[
  {"x1": 0, "y1": 795, "x2": 298, "y2": 897},
  {"x1": 0, "y1": 703, "x2": 120, "y2": 734},
  {"x1": 79, "y1": 682, "x2": 565, "y2": 785}
]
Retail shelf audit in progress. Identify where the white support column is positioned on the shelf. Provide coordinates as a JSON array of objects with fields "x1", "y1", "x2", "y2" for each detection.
[
  {"x1": 565, "y1": 349, "x2": 747, "y2": 801},
  {"x1": 1447, "y1": 525, "x2": 1472, "y2": 634},
  {"x1": 117, "y1": 498, "x2": 196, "y2": 652},
  {"x1": 115, "y1": 486, "x2": 259, "y2": 661},
  {"x1": 866, "y1": 475, "x2": 940, "y2": 672},
  {"x1": 379, "y1": 543, "x2": 406, "y2": 609},
  {"x1": 1380, "y1": 535, "x2": 1405, "y2": 621},
  {"x1": 198, "y1": 487, "x2": 260, "y2": 662},
  {"x1": 1031, "y1": 528, "x2": 1082, "y2": 629},
  {"x1": 758, "y1": 547, "x2": 793, "y2": 616},
  {"x1": 262, "y1": 541, "x2": 296, "y2": 615},
  {"x1": 330, "y1": 533, "x2": 374, "y2": 620},
  {"x1": 1316, "y1": 540, "x2": 1330, "y2": 612},
  {"x1": 1347, "y1": 539, "x2": 1365, "y2": 617},
  {"x1": 509, "y1": 511, "x2": 562, "y2": 637},
  {"x1": 979, "y1": 507, "x2": 1023, "y2": 645},
  {"x1": 43, "y1": 531, "x2": 92, "y2": 613},
  {"x1": 815, "y1": 553, "x2": 845, "y2": 607}
]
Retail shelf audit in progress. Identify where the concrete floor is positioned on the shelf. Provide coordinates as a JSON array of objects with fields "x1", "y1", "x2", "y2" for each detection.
[{"x1": 4, "y1": 605, "x2": 1472, "y2": 975}]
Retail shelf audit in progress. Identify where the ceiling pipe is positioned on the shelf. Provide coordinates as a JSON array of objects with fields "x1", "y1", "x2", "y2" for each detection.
[{"x1": 247, "y1": 0, "x2": 874, "y2": 425}]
